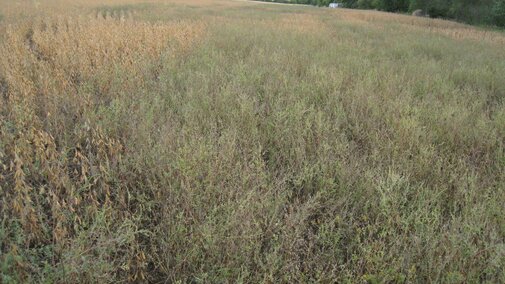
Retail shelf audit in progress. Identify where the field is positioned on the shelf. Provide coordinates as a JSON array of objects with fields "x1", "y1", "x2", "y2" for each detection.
[{"x1": 0, "y1": 0, "x2": 504, "y2": 282}]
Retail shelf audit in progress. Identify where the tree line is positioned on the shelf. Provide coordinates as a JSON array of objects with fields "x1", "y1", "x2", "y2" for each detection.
[{"x1": 258, "y1": 0, "x2": 505, "y2": 27}]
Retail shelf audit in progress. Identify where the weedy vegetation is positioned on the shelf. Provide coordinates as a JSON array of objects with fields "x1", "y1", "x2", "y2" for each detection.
[{"x1": 0, "y1": 0, "x2": 504, "y2": 283}]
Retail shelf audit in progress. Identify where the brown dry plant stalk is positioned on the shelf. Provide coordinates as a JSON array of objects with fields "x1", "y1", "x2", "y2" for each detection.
[{"x1": 0, "y1": 9, "x2": 205, "y2": 282}]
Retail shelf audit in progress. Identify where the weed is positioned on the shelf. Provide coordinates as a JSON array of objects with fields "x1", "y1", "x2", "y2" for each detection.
[{"x1": 1, "y1": 0, "x2": 504, "y2": 283}]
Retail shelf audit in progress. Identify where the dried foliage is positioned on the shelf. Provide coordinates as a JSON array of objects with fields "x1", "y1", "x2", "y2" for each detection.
[
  {"x1": 0, "y1": 11, "x2": 204, "y2": 282},
  {"x1": 0, "y1": 0, "x2": 504, "y2": 283}
]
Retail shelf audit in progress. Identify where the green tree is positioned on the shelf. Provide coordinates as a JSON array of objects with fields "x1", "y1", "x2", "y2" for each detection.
[
  {"x1": 357, "y1": 0, "x2": 374, "y2": 9},
  {"x1": 493, "y1": 0, "x2": 505, "y2": 26},
  {"x1": 371, "y1": 0, "x2": 409, "y2": 12},
  {"x1": 340, "y1": 0, "x2": 359, "y2": 8}
]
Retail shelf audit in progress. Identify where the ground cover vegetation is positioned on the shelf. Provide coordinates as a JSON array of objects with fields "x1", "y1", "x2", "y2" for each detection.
[
  {"x1": 259, "y1": 0, "x2": 505, "y2": 28},
  {"x1": 0, "y1": 0, "x2": 504, "y2": 282}
]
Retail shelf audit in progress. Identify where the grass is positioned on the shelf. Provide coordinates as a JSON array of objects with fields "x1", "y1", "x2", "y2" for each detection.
[{"x1": 1, "y1": 0, "x2": 504, "y2": 283}]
